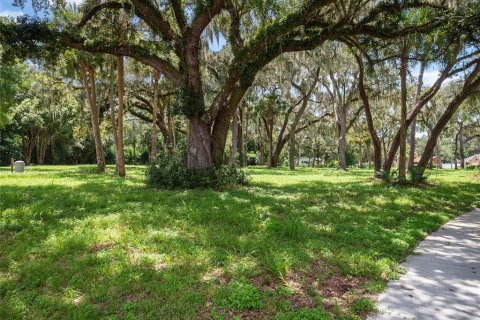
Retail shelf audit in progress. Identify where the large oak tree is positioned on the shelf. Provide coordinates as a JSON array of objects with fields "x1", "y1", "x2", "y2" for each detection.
[{"x1": 1, "y1": 0, "x2": 475, "y2": 172}]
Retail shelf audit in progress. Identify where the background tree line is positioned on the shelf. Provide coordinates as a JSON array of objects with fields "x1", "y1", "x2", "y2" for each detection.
[{"x1": 0, "y1": 0, "x2": 480, "y2": 183}]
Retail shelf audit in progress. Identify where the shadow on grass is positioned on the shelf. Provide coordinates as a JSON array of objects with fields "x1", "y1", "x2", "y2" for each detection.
[{"x1": 0, "y1": 166, "x2": 479, "y2": 318}]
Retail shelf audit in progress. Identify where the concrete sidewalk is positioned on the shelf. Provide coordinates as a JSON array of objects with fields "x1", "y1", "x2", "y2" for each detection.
[{"x1": 370, "y1": 208, "x2": 480, "y2": 320}]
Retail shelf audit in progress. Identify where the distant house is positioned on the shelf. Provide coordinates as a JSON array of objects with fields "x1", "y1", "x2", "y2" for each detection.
[
  {"x1": 298, "y1": 157, "x2": 310, "y2": 166},
  {"x1": 412, "y1": 155, "x2": 442, "y2": 168},
  {"x1": 465, "y1": 154, "x2": 480, "y2": 166},
  {"x1": 432, "y1": 156, "x2": 442, "y2": 168}
]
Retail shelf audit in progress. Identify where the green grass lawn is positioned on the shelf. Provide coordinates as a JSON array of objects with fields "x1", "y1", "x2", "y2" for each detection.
[{"x1": 0, "y1": 166, "x2": 479, "y2": 319}]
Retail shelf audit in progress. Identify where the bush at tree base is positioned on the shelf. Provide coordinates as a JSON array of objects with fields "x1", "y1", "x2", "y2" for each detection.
[{"x1": 146, "y1": 150, "x2": 250, "y2": 189}]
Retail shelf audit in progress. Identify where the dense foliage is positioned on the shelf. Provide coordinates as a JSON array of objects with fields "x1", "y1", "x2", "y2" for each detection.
[{"x1": 146, "y1": 150, "x2": 250, "y2": 189}]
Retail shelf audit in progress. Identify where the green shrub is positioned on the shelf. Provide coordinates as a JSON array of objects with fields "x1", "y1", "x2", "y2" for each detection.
[
  {"x1": 146, "y1": 150, "x2": 250, "y2": 189},
  {"x1": 326, "y1": 160, "x2": 339, "y2": 168},
  {"x1": 215, "y1": 281, "x2": 263, "y2": 311},
  {"x1": 466, "y1": 164, "x2": 479, "y2": 170},
  {"x1": 380, "y1": 169, "x2": 398, "y2": 185},
  {"x1": 409, "y1": 166, "x2": 428, "y2": 184}
]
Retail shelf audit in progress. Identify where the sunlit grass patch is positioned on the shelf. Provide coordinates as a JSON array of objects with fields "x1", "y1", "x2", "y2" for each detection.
[{"x1": 0, "y1": 165, "x2": 479, "y2": 319}]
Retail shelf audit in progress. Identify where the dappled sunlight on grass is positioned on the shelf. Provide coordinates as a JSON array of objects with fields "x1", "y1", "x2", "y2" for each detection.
[{"x1": 0, "y1": 166, "x2": 479, "y2": 318}]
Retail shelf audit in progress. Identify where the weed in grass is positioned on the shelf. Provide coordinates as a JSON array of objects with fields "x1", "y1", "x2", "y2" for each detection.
[
  {"x1": 349, "y1": 297, "x2": 377, "y2": 316},
  {"x1": 214, "y1": 280, "x2": 263, "y2": 311},
  {"x1": 266, "y1": 216, "x2": 307, "y2": 240}
]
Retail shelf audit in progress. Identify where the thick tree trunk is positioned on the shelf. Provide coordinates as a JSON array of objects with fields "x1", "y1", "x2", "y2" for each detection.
[
  {"x1": 151, "y1": 71, "x2": 160, "y2": 163},
  {"x1": 229, "y1": 108, "x2": 239, "y2": 167},
  {"x1": 211, "y1": 89, "x2": 245, "y2": 168},
  {"x1": 79, "y1": 61, "x2": 106, "y2": 173},
  {"x1": 398, "y1": 43, "x2": 408, "y2": 182},
  {"x1": 459, "y1": 121, "x2": 465, "y2": 168},
  {"x1": 116, "y1": 56, "x2": 126, "y2": 177},
  {"x1": 187, "y1": 116, "x2": 214, "y2": 169}
]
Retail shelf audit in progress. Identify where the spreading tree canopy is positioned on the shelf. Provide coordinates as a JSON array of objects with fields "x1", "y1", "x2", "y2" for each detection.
[{"x1": 1, "y1": 0, "x2": 479, "y2": 170}]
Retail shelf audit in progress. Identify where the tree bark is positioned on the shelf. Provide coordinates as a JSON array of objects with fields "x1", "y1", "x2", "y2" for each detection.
[
  {"x1": 398, "y1": 42, "x2": 408, "y2": 182},
  {"x1": 453, "y1": 133, "x2": 458, "y2": 170},
  {"x1": 335, "y1": 105, "x2": 348, "y2": 170},
  {"x1": 79, "y1": 60, "x2": 106, "y2": 173},
  {"x1": 454, "y1": 130, "x2": 459, "y2": 169},
  {"x1": 187, "y1": 116, "x2": 214, "y2": 170},
  {"x1": 229, "y1": 108, "x2": 239, "y2": 167},
  {"x1": 210, "y1": 88, "x2": 246, "y2": 168},
  {"x1": 355, "y1": 54, "x2": 382, "y2": 176},
  {"x1": 239, "y1": 107, "x2": 245, "y2": 167},
  {"x1": 116, "y1": 56, "x2": 126, "y2": 177},
  {"x1": 289, "y1": 130, "x2": 296, "y2": 170}
]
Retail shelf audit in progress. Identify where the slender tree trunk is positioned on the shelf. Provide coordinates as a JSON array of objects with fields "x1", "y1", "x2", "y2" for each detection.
[
  {"x1": 229, "y1": 108, "x2": 239, "y2": 167},
  {"x1": 408, "y1": 61, "x2": 425, "y2": 170},
  {"x1": 454, "y1": 131, "x2": 459, "y2": 169},
  {"x1": 355, "y1": 54, "x2": 382, "y2": 176},
  {"x1": 151, "y1": 71, "x2": 160, "y2": 163},
  {"x1": 289, "y1": 131, "x2": 296, "y2": 170},
  {"x1": 167, "y1": 105, "x2": 176, "y2": 152},
  {"x1": 459, "y1": 121, "x2": 465, "y2": 168},
  {"x1": 239, "y1": 107, "x2": 245, "y2": 167},
  {"x1": 79, "y1": 61, "x2": 106, "y2": 173},
  {"x1": 398, "y1": 42, "x2": 408, "y2": 182},
  {"x1": 417, "y1": 63, "x2": 480, "y2": 175},
  {"x1": 358, "y1": 143, "x2": 363, "y2": 168},
  {"x1": 266, "y1": 107, "x2": 274, "y2": 168},
  {"x1": 367, "y1": 143, "x2": 371, "y2": 169},
  {"x1": 116, "y1": 56, "x2": 126, "y2": 177},
  {"x1": 109, "y1": 58, "x2": 119, "y2": 172},
  {"x1": 37, "y1": 134, "x2": 48, "y2": 165},
  {"x1": 337, "y1": 107, "x2": 347, "y2": 171},
  {"x1": 24, "y1": 136, "x2": 35, "y2": 166},
  {"x1": 435, "y1": 142, "x2": 442, "y2": 168}
]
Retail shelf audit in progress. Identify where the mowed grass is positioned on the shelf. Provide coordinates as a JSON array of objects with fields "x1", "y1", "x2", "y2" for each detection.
[{"x1": 0, "y1": 166, "x2": 479, "y2": 319}]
